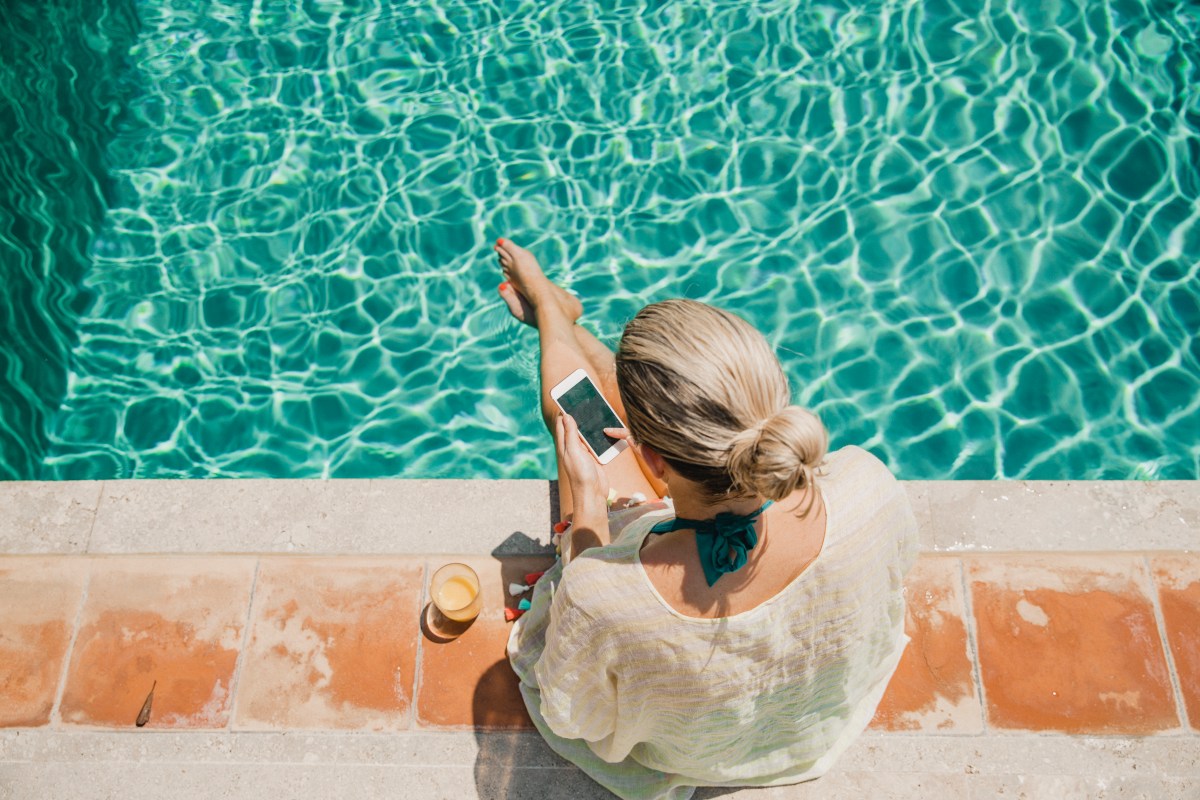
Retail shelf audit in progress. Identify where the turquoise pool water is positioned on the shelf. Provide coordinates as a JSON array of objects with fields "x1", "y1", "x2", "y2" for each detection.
[{"x1": 1, "y1": 0, "x2": 1197, "y2": 481}]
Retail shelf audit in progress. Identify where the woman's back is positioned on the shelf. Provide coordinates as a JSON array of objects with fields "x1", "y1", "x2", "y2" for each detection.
[
  {"x1": 508, "y1": 445, "x2": 918, "y2": 799},
  {"x1": 638, "y1": 476, "x2": 827, "y2": 619}
]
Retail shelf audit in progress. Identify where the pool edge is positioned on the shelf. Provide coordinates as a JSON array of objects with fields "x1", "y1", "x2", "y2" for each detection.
[{"x1": 0, "y1": 479, "x2": 1196, "y2": 554}]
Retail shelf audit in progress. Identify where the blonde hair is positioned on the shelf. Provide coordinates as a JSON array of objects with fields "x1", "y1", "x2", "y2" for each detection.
[{"x1": 616, "y1": 299, "x2": 828, "y2": 502}]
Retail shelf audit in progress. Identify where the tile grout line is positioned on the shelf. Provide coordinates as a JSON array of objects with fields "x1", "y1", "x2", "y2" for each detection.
[
  {"x1": 50, "y1": 559, "x2": 94, "y2": 729},
  {"x1": 226, "y1": 557, "x2": 263, "y2": 732},
  {"x1": 1143, "y1": 553, "x2": 1192, "y2": 732},
  {"x1": 409, "y1": 560, "x2": 429, "y2": 731},
  {"x1": 83, "y1": 482, "x2": 106, "y2": 554},
  {"x1": 955, "y1": 555, "x2": 990, "y2": 734}
]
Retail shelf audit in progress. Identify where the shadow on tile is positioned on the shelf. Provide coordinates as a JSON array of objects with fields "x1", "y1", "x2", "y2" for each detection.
[
  {"x1": 490, "y1": 531, "x2": 554, "y2": 557},
  {"x1": 472, "y1": 660, "x2": 548, "y2": 798},
  {"x1": 421, "y1": 601, "x2": 478, "y2": 644}
]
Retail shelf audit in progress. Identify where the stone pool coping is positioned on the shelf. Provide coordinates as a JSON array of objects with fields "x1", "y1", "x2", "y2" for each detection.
[
  {"x1": 1, "y1": 479, "x2": 1197, "y2": 555},
  {"x1": 2, "y1": 480, "x2": 1198, "y2": 799}
]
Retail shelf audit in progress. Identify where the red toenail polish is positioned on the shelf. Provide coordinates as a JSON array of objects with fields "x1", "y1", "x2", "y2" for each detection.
[
  {"x1": 499, "y1": 281, "x2": 510, "y2": 292},
  {"x1": 496, "y1": 238, "x2": 505, "y2": 246}
]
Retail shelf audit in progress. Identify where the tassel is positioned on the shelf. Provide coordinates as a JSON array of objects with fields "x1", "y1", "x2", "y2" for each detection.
[
  {"x1": 509, "y1": 570, "x2": 547, "y2": 597},
  {"x1": 518, "y1": 598, "x2": 531, "y2": 611},
  {"x1": 504, "y1": 607, "x2": 525, "y2": 622}
]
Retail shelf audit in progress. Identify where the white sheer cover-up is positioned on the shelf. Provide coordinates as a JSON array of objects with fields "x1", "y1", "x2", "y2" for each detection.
[{"x1": 508, "y1": 446, "x2": 919, "y2": 800}]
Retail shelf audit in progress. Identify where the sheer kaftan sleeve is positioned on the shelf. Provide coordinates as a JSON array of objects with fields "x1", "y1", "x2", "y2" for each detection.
[{"x1": 532, "y1": 559, "x2": 620, "y2": 748}]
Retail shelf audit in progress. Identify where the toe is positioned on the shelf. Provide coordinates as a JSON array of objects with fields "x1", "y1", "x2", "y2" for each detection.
[
  {"x1": 497, "y1": 237, "x2": 525, "y2": 259},
  {"x1": 498, "y1": 282, "x2": 532, "y2": 325}
]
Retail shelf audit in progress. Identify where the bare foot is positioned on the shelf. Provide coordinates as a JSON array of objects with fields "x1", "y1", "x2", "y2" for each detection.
[
  {"x1": 497, "y1": 281, "x2": 538, "y2": 326},
  {"x1": 494, "y1": 238, "x2": 582, "y2": 327}
]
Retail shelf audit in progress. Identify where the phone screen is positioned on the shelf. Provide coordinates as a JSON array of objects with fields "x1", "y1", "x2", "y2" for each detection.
[{"x1": 557, "y1": 377, "x2": 624, "y2": 457}]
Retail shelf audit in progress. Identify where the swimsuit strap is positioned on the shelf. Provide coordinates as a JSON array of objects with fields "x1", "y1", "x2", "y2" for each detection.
[{"x1": 650, "y1": 500, "x2": 774, "y2": 587}]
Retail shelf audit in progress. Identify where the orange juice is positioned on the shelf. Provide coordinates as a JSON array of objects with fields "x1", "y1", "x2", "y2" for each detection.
[
  {"x1": 437, "y1": 575, "x2": 475, "y2": 609},
  {"x1": 429, "y1": 563, "x2": 482, "y2": 627}
]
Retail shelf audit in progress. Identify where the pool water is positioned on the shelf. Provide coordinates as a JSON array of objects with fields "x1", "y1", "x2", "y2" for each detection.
[{"x1": 1, "y1": 0, "x2": 1197, "y2": 480}]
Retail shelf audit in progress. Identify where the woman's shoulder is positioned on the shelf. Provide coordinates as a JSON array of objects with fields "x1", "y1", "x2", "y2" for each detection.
[
  {"x1": 557, "y1": 505, "x2": 678, "y2": 623},
  {"x1": 552, "y1": 557, "x2": 652, "y2": 640},
  {"x1": 820, "y1": 445, "x2": 905, "y2": 498},
  {"x1": 608, "y1": 499, "x2": 675, "y2": 545},
  {"x1": 559, "y1": 534, "x2": 650, "y2": 609},
  {"x1": 822, "y1": 444, "x2": 894, "y2": 478},
  {"x1": 819, "y1": 445, "x2": 917, "y2": 546}
]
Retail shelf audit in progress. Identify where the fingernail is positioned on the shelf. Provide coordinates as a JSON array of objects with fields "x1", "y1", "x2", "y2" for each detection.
[
  {"x1": 499, "y1": 281, "x2": 510, "y2": 292},
  {"x1": 496, "y1": 237, "x2": 505, "y2": 246}
]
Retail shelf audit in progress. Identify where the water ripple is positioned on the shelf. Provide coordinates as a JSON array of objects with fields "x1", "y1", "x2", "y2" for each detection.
[
  {"x1": 6, "y1": 0, "x2": 1196, "y2": 480},
  {"x1": 0, "y1": 0, "x2": 138, "y2": 479}
]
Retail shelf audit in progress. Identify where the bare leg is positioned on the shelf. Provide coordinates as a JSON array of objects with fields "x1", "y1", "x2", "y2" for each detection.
[
  {"x1": 494, "y1": 239, "x2": 660, "y2": 520},
  {"x1": 497, "y1": 244, "x2": 667, "y2": 498},
  {"x1": 497, "y1": 272, "x2": 618, "y2": 403}
]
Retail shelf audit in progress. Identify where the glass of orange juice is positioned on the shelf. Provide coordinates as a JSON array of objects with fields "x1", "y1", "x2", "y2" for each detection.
[{"x1": 430, "y1": 563, "x2": 482, "y2": 628}]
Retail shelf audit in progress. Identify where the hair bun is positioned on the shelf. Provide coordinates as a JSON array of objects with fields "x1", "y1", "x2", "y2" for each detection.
[{"x1": 725, "y1": 406, "x2": 828, "y2": 501}]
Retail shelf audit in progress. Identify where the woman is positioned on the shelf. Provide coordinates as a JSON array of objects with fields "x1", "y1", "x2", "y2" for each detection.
[{"x1": 497, "y1": 238, "x2": 918, "y2": 800}]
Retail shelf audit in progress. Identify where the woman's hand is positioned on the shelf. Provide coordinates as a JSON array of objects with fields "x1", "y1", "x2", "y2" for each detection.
[
  {"x1": 555, "y1": 413, "x2": 606, "y2": 503},
  {"x1": 554, "y1": 413, "x2": 611, "y2": 560},
  {"x1": 602, "y1": 426, "x2": 631, "y2": 443}
]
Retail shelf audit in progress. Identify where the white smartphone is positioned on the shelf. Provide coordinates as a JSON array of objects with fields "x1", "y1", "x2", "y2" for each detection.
[{"x1": 550, "y1": 368, "x2": 629, "y2": 465}]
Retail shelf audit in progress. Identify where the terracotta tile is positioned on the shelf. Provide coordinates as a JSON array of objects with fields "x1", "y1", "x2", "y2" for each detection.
[
  {"x1": 416, "y1": 555, "x2": 554, "y2": 730},
  {"x1": 966, "y1": 555, "x2": 1178, "y2": 734},
  {"x1": 0, "y1": 558, "x2": 89, "y2": 727},
  {"x1": 59, "y1": 557, "x2": 255, "y2": 728},
  {"x1": 870, "y1": 556, "x2": 982, "y2": 733},
  {"x1": 1151, "y1": 555, "x2": 1200, "y2": 730},
  {"x1": 234, "y1": 557, "x2": 423, "y2": 730}
]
